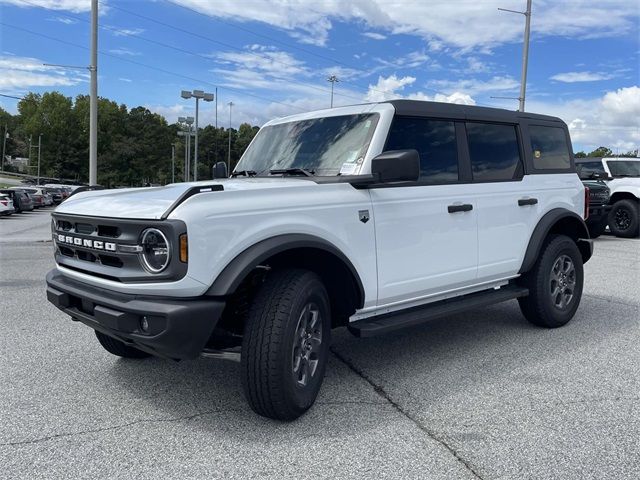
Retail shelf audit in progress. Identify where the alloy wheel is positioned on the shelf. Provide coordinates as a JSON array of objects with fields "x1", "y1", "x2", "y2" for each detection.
[
  {"x1": 549, "y1": 254, "x2": 576, "y2": 310},
  {"x1": 291, "y1": 302, "x2": 323, "y2": 387}
]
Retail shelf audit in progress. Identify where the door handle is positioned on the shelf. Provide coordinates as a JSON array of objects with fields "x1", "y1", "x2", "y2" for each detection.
[
  {"x1": 518, "y1": 198, "x2": 538, "y2": 206},
  {"x1": 447, "y1": 204, "x2": 473, "y2": 213}
]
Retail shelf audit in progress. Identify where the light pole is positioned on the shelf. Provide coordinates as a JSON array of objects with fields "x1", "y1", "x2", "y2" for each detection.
[
  {"x1": 327, "y1": 75, "x2": 339, "y2": 108},
  {"x1": 171, "y1": 143, "x2": 175, "y2": 183},
  {"x1": 37, "y1": 133, "x2": 42, "y2": 185},
  {"x1": 498, "y1": 0, "x2": 532, "y2": 112},
  {"x1": 181, "y1": 89, "x2": 214, "y2": 182},
  {"x1": 178, "y1": 116, "x2": 194, "y2": 181},
  {"x1": 1, "y1": 126, "x2": 8, "y2": 172},
  {"x1": 227, "y1": 101, "x2": 234, "y2": 171},
  {"x1": 89, "y1": 0, "x2": 98, "y2": 185}
]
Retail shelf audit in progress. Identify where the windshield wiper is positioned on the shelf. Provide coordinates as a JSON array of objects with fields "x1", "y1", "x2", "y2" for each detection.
[
  {"x1": 269, "y1": 168, "x2": 315, "y2": 177},
  {"x1": 231, "y1": 170, "x2": 257, "y2": 177}
]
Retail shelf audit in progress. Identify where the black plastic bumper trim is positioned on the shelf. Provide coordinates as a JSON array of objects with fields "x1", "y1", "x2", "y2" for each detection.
[{"x1": 46, "y1": 269, "x2": 225, "y2": 360}]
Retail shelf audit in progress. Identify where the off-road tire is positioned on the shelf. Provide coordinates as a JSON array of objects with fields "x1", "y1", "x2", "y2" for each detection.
[
  {"x1": 95, "y1": 331, "x2": 151, "y2": 359},
  {"x1": 608, "y1": 199, "x2": 639, "y2": 238},
  {"x1": 518, "y1": 234, "x2": 584, "y2": 328},
  {"x1": 241, "y1": 268, "x2": 331, "y2": 421}
]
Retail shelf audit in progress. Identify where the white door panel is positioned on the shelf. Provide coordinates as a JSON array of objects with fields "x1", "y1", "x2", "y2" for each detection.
[{"x1": 370, "y1": 185, "x2": 478, "y2": 306}]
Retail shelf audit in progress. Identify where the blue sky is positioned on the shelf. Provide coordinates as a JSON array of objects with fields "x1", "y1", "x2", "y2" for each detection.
[{"x1": 0, "y1": 0, "x2": 638, "y2": 152}]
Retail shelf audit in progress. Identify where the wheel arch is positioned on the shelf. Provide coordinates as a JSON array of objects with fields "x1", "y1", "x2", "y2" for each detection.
[
  {"x1": 609, "y1": 191, "x2": 639, "y2": 204},
  {"x1": 519, "y1": 208, "x2": 592, "y2": 274},
  {"x1": 206, "y1": 234, "x2": 365, "y2": 326}
]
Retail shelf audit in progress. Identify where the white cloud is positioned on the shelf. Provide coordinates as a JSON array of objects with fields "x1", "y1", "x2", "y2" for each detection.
[
  {"x1": 47, "y1": 16, "x2": 77, "y2": 24},
  {"x1": 365, "y1": 74, "x2": 476, "y2": 106},
  {"x1": 524, "y1": 86, "x2": 640, "y2": 151},
  {"x1": 0, "y1": 55, "x2": 85, "y2": 89},
  {"x1": 168, "y1": 0, "x2": 638, "y2": 50},
  {"x1": 108, "y1": 48, "x2": 141, "y2": 57},
  {"x1": 118, "y1": 77, "x2": 132, "y2": 83},
  {"x1": 0, "y1": 0, "x2": 92, "y2": 12},
  {"x1": 550, "y1": 71, "x2": 615, "y2": 83},
  {"x1": 428, "y1": 76, "x2": 520, "y2": 95},
  {"x1": 110, "y1": 27, "x2": 145, "y2": 37},
  {"x1": 363, "y1": 32, "x2": 386, "y2": 40}
]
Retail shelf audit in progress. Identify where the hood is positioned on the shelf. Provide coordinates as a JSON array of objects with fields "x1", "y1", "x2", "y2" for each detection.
[
  {"x1": 54, "y1": 178, "x2": 314, "y2": 220},
  {"x1": 581, "y1": 179, "x2": 608, "y2": 192}
]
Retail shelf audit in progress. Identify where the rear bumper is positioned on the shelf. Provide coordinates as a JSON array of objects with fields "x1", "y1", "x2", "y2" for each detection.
[
  {"x1": 587, "y1": 205, "x2": 611, "y2": 225},
  {"x1": 46, "y1": 269, "x2": 225, "y2": 360}
]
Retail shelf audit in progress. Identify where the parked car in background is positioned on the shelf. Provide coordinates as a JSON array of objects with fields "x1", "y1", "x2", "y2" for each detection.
[
  {"x1": 0, "y1": 189, "x2": 34, "y2": 213},
  {"x1": 576, "y1": 175, "x2": 611, "y2": 238},
  {"x1": 11, "y1": 187, "x2": 48, "y2": 209},
  {"x1": 0, "y1": 193, "x2": 15, "y2": 216},
  {"x1": 575, "y1": 157, "x2": 640, "y2": 238},
  {"x1": 67, "y1": 185, "x2": 104, "y2": 197},
  {"x1": 43, "y1": 187, "x2": 64, "y2": 204}
]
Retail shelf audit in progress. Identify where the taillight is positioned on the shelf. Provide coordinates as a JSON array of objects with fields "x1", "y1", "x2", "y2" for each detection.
[
  {"x1": 0, "y1": 200, "x2": 7, "y2": 206},
  {"x1": 584, "y1": 186, "x2": 590, "y2": 220}
]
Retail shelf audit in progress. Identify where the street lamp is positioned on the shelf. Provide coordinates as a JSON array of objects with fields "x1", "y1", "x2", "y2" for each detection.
[
  {"x1": 178, "y1": 116, "x2": 194, "y2": 182},
  {"x1": 227, "y1": 101, "x2": 234, "y2": 172},
  {"x1": 1, "y1": 126, "x2": 8, "y2": 172},
  {"x1": 181, "y1": 89, "x2": 214, "y2": 181}
]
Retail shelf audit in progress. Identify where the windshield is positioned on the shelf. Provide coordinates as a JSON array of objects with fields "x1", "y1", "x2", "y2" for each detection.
[
  {"x1": 607, "y1": 160, "x2": 640, "y2": 177},
  {"x1": 235, "y1": 113, "x2": 379, "y2": 176}
]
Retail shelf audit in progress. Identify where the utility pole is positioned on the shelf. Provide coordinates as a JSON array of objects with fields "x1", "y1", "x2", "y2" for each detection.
[
  {"x1": 498, "y1": 0, "x2": 532, "y2": 112},
  {"x1": 1, "y1": 125, "x2": 8, "y2": 172},
  {"x1": 89, "y1": 0, "x2": 98, "y2": 185},
  {"x1": 171, "y1": 143, "x2": 175, "y2": 183},
  {"x1": 37, "y1": 133, "x2": 42, "y2": 185},
  {"x1": 327, "y1": 75, "x2": 339, "y2": 108},
  {"x1": 227, "y1": 102, "x2": 233, "y2": 171}
]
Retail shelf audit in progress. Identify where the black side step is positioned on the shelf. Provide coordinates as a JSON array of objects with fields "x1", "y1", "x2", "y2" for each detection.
[{"x1": 348, "y1": 285, "x2": 529, "y2": 337}]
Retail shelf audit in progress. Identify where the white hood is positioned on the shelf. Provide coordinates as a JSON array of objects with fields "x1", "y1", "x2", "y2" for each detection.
[{"x1": 54, "y1": 178, "x2": 312, "y2": 219}]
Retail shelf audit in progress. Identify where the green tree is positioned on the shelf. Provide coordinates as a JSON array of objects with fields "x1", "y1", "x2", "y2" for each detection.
[{"x1": 587, "y1": 146, "x2": 613, "y2": 158}]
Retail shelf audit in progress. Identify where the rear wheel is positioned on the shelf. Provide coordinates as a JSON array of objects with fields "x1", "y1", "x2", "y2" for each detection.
[
  {"x1": 95, "y1": 331, "x2": 151, "y2": 359},
  {"x1": 241, "y1": 268, "x2": 331, "y2": 421},
  {"x1": 518, "y1": 235, "x2": 584, "y2": 328},
  {"x1": 608, "y1": 199, "x2": 639, "y2": 238}
]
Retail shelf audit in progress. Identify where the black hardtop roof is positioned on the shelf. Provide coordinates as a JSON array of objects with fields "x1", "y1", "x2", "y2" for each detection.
[{"x1": 385, "y1": 99, "x2": 564, "y2": 124}]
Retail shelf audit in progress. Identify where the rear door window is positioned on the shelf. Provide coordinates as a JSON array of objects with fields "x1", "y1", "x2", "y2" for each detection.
[
  {"x1": 466, "y1": 123, "x2": 522, "y2": 181},
  {"x1": 385, "y1": 116, "x2": 459, "y2": 183},
  {"x1": 529, "y1": 125, "x2": 571, "y2": 170}
]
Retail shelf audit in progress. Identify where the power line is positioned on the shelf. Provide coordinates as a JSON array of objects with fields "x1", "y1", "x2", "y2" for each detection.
[
  {"x1": 22, "y1": 0, "x2": 368, "y2": 105},
  {"x1": 97, "y1": 0, "x2": 405, "y2": 99},
  {"x1": 0, "y1": 21, "x2": 309, "y2": 113}
]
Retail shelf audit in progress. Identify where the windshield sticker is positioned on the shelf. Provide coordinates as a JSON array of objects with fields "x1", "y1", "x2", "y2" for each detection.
[{"x1": 340, "y1": 162, "x2": 359, "y2": 175}]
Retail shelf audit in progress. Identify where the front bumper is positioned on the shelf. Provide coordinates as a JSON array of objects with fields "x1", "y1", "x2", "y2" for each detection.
[{"x1": 46, "y1": 269, "x2": 225, "y2": 360}]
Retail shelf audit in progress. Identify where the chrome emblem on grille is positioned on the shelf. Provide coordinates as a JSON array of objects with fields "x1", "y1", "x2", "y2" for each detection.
[{"x1": 56, "y1": 234, "x2": 117, "y2": 252}]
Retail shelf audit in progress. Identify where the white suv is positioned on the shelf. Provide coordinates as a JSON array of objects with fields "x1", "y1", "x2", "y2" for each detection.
[
  {"x1": 46, "y1": 100, "x2": 592, "y2": 420},
  {"x1": 575, "y1": 157, "x2": 640, "y2": 238}
]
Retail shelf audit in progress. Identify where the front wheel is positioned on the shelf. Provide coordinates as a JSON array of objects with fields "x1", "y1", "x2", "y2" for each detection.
[
  {"x1": 608, "y1": 199, "x2": 639, "y2": 238},
  {"x1": 518, "y1": 235, "x2": 584, "y2": 328},
  {"x1": 241, "y1": 268, "x2": 331, "y2": 421}
]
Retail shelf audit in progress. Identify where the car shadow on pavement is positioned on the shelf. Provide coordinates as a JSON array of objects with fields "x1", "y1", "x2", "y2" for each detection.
[{"x1": 101, "y1": 296, "x2": 628, "y2": 430}]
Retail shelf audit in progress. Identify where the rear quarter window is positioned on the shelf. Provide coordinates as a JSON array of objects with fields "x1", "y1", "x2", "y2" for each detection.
[{"x1": 529, "y1": 125, "x2": 572, "y2": 170}]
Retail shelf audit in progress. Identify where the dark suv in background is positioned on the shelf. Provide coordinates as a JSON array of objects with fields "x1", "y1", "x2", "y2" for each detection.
[{"x1": 578, "y1": 176, "x2": 611, "y2": 238}]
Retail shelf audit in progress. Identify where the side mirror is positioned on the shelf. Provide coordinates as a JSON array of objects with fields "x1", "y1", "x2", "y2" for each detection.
[
  {"x1": 371, "y1": 149, "x2": 420, "y2": 183},
  {"x1": 212, "y1": 161, "x2": 228, "y2": 179}
]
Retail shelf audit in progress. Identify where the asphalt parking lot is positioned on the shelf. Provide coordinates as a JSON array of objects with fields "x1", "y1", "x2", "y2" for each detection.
[{"x1": 1, "y1": 210, "x2": 638, "y2": 480}]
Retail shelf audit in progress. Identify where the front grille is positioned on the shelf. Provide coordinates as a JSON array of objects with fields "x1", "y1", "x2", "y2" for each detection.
[
  {"x1": 589, "y1": 191, "x2": 609, "y2": 205},
  {"x1": 52, "y1": 212, "x2": 187, "y2": 283}
]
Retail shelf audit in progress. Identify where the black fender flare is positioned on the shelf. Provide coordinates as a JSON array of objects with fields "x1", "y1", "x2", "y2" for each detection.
[
  {"x1": 519, "y1": 208, "x2": 592, "y2": 274},
  {"x1": 205, "y1": 233, "x2": 365, "y2": 307}
]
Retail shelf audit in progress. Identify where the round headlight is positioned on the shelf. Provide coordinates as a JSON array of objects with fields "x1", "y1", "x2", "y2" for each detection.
[{"x1": 140, "y1": 228, "x2": 171, "y2": 273}]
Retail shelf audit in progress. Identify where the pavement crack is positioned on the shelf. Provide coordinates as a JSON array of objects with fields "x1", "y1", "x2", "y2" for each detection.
[
  {"x1": 330, "y1": 347, "x2": 484, "y2": 480},
  {"x1": 0, "y1": 408, "x2": 234, "y2": 447}
]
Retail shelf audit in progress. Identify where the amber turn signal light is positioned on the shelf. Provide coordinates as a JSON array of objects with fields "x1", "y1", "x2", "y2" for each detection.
[{"x1": 179, "y1": 234, "x2": 188, "y2": 263}]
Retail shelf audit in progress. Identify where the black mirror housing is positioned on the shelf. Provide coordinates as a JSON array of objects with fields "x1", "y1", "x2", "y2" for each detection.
[
  {"x1": 212, "y1": 161, "x2": 228, "y2": 179},
  {"x1": 371, "y1": 149, "x2": 420, "y2": 183}
]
